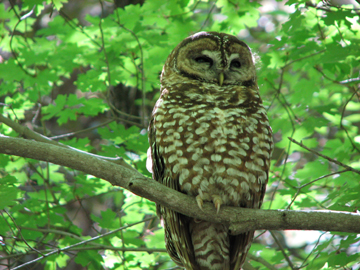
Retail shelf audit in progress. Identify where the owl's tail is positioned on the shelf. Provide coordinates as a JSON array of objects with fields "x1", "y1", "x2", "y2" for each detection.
[{"x1": 189, "y1": 220, "x2": 230, "y2": 270}]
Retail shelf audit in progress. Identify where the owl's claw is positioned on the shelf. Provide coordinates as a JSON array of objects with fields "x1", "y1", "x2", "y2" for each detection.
[
  {"x1": 212, "y1": 195, "x2": 222, "y2": 213},
  {"x1": 196, "y1": 195, "x2": 204, "y2": 211}
]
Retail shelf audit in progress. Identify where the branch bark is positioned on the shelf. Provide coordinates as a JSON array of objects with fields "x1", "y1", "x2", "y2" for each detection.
[{"x1": 1, "y1": 135, "x2": 360, "y2": 234}]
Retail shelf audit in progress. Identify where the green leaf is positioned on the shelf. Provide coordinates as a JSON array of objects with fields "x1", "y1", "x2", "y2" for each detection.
[
  {"x1": 52, "y1": 0, "x2": 68, "y2": 10},
  {"x1": 42, "y1": 94, "x2": 67, "y2": 121},
  {"x1": 0, "y1": 176, "x2": 22, "y2": 209},
  {"x1": 74, "y1": 250, "x2": 103, "y2": 267},
  {"x1": 328, "y1": 252, "x2": 359, "y2": 267},
  {"x1": 91, "y1": 209, "x2": 120, "y2": 230}
]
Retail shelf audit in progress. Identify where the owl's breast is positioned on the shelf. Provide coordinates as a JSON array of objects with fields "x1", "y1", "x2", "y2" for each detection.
[{"x1": 153, "y1": 93, "x2": 273, "y2": 207}]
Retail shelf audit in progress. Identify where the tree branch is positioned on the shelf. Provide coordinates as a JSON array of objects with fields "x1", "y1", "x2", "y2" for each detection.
[
  {"x1": 1, "y1": 135, "x2": 360, "y2": 234},
  {"x1": 0, "y1": 114, "x2": 133, "y2": 169}
]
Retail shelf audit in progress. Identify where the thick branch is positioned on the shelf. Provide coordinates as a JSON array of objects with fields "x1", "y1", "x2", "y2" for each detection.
[
  {"x1": 1, "y1": 135, "x2": 360, "y2": 234},
  {"x1": 0, "y1": 114, "x2": 133, "y2": 169}
]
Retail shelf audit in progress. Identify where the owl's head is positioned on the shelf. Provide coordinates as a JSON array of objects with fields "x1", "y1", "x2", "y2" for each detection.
[{"x1": 161, "y1": 32, "x2": 257, "y2": 87}]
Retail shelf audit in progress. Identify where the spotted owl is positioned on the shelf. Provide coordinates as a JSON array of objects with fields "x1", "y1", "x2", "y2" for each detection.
[{"x1": 147, "y1": 31, "x2": 273, "y2": 270}]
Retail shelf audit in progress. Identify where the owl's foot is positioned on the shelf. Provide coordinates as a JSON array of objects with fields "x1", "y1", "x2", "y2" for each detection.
[
  {"x1": 195, "y1": 195, "x2": 204, "y2": 211},
  {"x1": 212, "y1": 195, "x2": 222, "y2": 213}
]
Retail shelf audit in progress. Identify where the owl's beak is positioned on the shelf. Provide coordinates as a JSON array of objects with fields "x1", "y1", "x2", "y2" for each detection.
[{"x1": 218, "y1": 72, "x2": 224, "y2": 86}]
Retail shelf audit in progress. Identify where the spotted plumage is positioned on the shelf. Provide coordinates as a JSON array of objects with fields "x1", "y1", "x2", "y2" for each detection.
[{"x1": 147, "y1": 32, "x2": 273, "y2": 270}]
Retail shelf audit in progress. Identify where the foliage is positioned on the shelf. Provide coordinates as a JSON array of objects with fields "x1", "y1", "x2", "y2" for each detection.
[{"x1": 0, "y1": 0, "x2": 359, "y2": 269}]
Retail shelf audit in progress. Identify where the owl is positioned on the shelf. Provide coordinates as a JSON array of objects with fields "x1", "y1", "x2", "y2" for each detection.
[{"x1": 147, "y1": 32, "x2": 273, "y2": 270}]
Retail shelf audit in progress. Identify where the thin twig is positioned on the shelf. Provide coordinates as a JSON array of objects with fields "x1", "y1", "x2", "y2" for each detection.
[
  {"x1": 288, "y1": 138, "x2": 360, "y2": 175},
  {"x1": 266, "y1": 68, "x2": 287, "y2": 209},
  {"x1": 163, "y1": 0, "x2": 201, "y2": 18},
  {"x1": 299, "y1": 232, "x2": 328, "y2": 269},
  {"x1": 98, "y1": 0, "x2": 112, "y2": 87},
  {"x1": 279, "y1": 92, "x2": 301, "y2": 123},
  {"x1": 286, "y1": 169, "x2": 349, "y2": 209},
  {"x1": 199, "y1": 2, "x2": 216, "y2": 31},
  {"x1": 282, "y1": 49, "x2": 326, "y2": 69},
  {"x1": 314, "y1": 66, "x2": 360, "y2": 85},
  {"x1": 108, "y1": 100, "x2": 143, "y2": 120},
  {"x1": 4, "y1": 210, "x2": 45, "y2": 256},
  {"x1": 247, "y1": 253, "x2": 278, "y2": 270},
  {"x1": 1, "y1": 246, "x2": 165, "y2": 261},
  {"x1": 269, "y1": 75, "x2": 297, "y2": 209},
  {"x1": 59, "y1": 10, "x2": 102, "y2": 48},
  {"x1": 112, "y1": 12, "x2": 147, "y2": 126},
  {"x1": 106, "y1": 92, "x2": 144, "y2": 126},
  {"x1": 10, "y1": 216, "x2": 156, "y2": 270},
  {"x1": 305, "y1": 2, "x2": 360, "y2": 11},
  {"x1": 334, "y1": 21, "x2": 349, "y2": 46},
  {"x1": 8, "y1": 2, "x2": 36, "y2": 77},
  {"x1": 340, "y1": 87, "x2": 360, "y2": 153},
  {"x1": 270, "y1": 231, "x2": 296, "y2": 270},
  {"x1": 50, "y1": 119, "x2": 114, "y2": 139}
]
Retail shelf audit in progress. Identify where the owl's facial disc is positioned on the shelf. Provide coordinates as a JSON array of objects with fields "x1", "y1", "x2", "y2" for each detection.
[
  {"x1": 188, "y1": 50, "x2": 250, "y2": 86},
  {"x1": 175, "y1": 37, "x2": 255, "y2": 86}
]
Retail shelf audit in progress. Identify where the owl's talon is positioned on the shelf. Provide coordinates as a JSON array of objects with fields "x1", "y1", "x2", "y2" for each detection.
[
  {"x1": 215, "y1": 203, "x2": 221, "y2": 214},
  {"x1": 212, "y1": 195, "x2": 222, "y2": 214},
  {"x1": 196, "y1": 195, "x2": 204, "y2": 211}
]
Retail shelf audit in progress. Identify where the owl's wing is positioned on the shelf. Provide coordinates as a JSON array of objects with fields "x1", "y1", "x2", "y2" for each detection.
[
  {"x1": 231, "y1": 134, "x2": 271, "y2": 269},
  {"x1": 148, "y1": 116, "x2": 198, "y2": 270},
  {"x1": 231, "y1": 232, "x2": 254, "y2": 269},
  {"x1": 230, "y1": 193, "x2": 261, "y2": 269}
]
